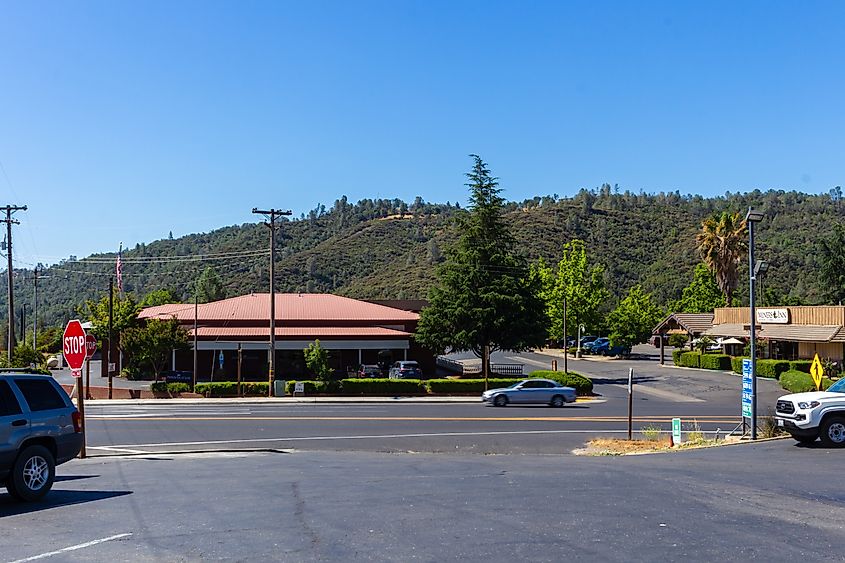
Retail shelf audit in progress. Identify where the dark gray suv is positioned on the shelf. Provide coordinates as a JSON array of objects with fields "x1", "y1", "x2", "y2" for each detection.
[{"x1": 0, "y1": 372, "x2": 83, "y2": 501}]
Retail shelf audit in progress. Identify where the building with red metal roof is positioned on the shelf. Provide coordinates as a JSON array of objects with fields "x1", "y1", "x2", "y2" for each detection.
[{"x1": 138, "y1": 293, "x2": 432, "y2": 380}]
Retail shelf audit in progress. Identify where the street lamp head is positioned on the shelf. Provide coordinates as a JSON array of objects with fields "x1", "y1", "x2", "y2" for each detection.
[
  {"x1": 745, "y1": 208, "x2": 765, "y2": 223},
  {"x1": 753, "y1": 260, "x2": 769, "y2": 277}
]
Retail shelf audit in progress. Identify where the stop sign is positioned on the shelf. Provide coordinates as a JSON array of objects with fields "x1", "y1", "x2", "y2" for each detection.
[
  {"x1": 63, "y1": 320, "x2": 88, "y2": 374},
  {"x1": 85, "y1": 333, "x2": 97, "y2": 360}
]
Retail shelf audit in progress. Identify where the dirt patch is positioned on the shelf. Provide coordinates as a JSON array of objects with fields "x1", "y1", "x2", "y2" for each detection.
[{"x1": 579, "y1": 437, "x2": 720, "y2": 456}]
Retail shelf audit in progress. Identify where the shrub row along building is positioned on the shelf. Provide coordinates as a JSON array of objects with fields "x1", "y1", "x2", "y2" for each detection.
[{"x1": 138, "y1": 293, "x2": 435, "y2": 380}]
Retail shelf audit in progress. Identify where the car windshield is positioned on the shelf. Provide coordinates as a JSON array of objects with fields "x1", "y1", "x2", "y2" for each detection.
[{"x1": 827, "y1": 378, "x2": 845, "y2": 393}]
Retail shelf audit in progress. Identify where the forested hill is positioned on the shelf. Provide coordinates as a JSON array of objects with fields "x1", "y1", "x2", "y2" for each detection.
[{"x1": 8, "y1": 187, "x2": 845, "y2": 330}]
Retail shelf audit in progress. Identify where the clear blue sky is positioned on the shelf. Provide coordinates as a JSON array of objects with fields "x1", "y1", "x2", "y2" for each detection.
[{"x1": 1, "y1": 1, "x2": 843, "y2": 265}]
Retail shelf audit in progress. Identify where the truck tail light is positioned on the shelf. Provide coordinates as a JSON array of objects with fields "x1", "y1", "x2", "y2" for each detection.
[{"x1": 72, "y1": 411, "x2": 83, "y2": 433}]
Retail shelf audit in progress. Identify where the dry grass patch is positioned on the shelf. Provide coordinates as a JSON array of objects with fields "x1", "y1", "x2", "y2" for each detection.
[{"x1": 586, "y1": 438, "x2": 674, "y2": 455}]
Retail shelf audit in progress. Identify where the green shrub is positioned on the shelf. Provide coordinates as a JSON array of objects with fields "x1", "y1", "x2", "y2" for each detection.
[
  {"x1": 779, "y1": 370, "x2": 833, "y2": 393},
  {"x1": 789, "y1": 360, "x2": 812, "y2": 374},
  {"x1": 699, "y1": 354, "x2": 732, "y2": 370},
  {"x1": 680, "y1": 352, "x2": 701, "y2": 368},
  {"x1": 340, "y1": 378, "x2": 426, "y2": 395},
  {"x1": 528, "y1": 371, "x2": 594, "y2": 395},
  {"x1": 731, "y1": 356, "x2": 748, "y2": 374},
  {"x1": 426, "y1": 378, "x2": 522, "y2": 394},
  {"x1": 241, "y1": 382, "x2": 269, "y2": 396},
  {"x1": 668, "y1": 334, "x2": 688, "y2": 348},
  {"x1": 672, "y1": 349, "x2": 684, "y2": 366},
  {"x1": 195, "y1": 381, "x2": 238, "y2": 397},
  {"x1": 285, "y1": 380, "x2": 326, "y2": 395},
  {"x1": 756, "y1": 359, "x2": 790, "y2": 379},
  {"x1": 150, "y1": 382, "x2": 190, "y2": 394}
]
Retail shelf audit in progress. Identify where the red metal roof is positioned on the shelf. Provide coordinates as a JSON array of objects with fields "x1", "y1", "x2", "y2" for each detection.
[
  {"x1": 139, "y1": 293, "x2": 419, "y2": 323},
  {"x1": 191, "y1": 326, "x2": 412, "y2": 338}
]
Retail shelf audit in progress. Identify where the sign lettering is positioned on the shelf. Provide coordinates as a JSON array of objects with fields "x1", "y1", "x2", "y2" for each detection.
[{"x1": 756, "y1": 308, "x2": 789, "y2": 324}]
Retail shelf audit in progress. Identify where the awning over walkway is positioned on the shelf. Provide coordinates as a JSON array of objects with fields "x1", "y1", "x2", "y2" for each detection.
[{"x1": 705, "y1": 323, "x2": 844, "y2": 343}]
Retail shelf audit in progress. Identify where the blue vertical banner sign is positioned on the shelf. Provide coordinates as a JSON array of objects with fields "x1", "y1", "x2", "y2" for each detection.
[
  {"x1": 219, "y1": 350, "x2": 224, "y2": 370},
  {"x1": 742, "y1": 359, "x2": 753, "y2": 419}
]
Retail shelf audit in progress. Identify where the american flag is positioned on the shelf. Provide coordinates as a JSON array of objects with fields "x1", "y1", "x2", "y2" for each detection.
[{"x1": 116, "y1": 243, "x2": 123, "y2": 293}]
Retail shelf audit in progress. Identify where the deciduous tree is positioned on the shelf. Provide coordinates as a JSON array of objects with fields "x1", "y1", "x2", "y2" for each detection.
[
  {"x1": 607, "y1": 285, "x2": 663, "y2": 349},
  {"x1": 122, "y1": 318, "x2": 189, "y2": 380}
]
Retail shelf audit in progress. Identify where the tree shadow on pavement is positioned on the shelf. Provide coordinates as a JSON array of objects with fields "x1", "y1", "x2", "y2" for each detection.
[{"x1": 0, "y1": 489, "x2": 132, "y2": 517}]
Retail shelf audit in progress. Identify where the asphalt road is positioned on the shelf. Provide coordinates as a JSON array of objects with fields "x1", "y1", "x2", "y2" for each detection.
[
  {"x1": 75, "y1": 347, "x2": 784, "y2": 456},
  {"x1": 2, "y1": 441, "x2": 843, "y2": 562}
]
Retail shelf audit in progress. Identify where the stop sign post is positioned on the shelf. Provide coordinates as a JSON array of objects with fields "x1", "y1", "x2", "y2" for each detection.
[
  {"x1": 63, "y1": 319, "x2": 87, "y2": 459},
  {"x1": 63, "y1": 320, "x2": 87, "y2": 377}
]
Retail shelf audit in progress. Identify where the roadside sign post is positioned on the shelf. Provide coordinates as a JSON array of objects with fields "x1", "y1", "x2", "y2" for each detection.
[
  {"x1": 742, "y1": 359, "x2": 753, "y2": 435},
  {"x1": 810, "y1": 354, "x2": 824, "y2": 391},
  {"x1": 237, "y1": 344, "x2": 243, "y2": 398},
  {"x1": 85, "y1": 333, "x2": 96, "y2": 400},
  {"x1": 627, "y1": 368, "x2": 633, "y2": 440},
  {"x1": 672, "y1": 417, "x2": 682, "y2": 446},
  {"x1": 63, "y1": 320, "x2": 87, "y2": 459}
]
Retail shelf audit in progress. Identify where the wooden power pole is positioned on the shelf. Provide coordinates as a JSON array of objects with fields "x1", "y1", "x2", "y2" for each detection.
[
  {"x1": 1, "y1": 205, "x2": 26, "y2": 361},
  {"x1": 252, "y1": 207, "x2": 291, "y2": 397}
]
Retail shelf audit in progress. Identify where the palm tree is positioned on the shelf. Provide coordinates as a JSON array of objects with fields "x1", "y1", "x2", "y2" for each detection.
[{"x1": 696, "y1": 211, "x2": 747, "y2": 306}]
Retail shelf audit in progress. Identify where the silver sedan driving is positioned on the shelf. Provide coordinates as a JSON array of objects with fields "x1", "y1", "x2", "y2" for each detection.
[{"x1": 481, "y1": 379, "x2": 577, "y2": 407}]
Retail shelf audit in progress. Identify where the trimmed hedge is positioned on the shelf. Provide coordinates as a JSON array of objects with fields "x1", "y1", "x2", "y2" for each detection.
[
  {"x1": 426, "y1": 378, "x2": 522, "y2": 394},
  {"x1": 699, "y1": 354, "x2": 732, "y2": 371},
  {"x1": 241, "y1": 382, "x2": 269, "y2": 396},
  {"x1": 679, "y1": 352, "x2": 701, "y2": 368},
  {"x1": 672, "y1": 349, "x2": 684, "y2": 366},
  {"x1": 756, "y1": 359, "x2": 790, "y2": 380},
  {"x1": 789, "y1": 360, "x2": 812, "y2": 374},
  {"x1": 340, "y1": 378, "x2": 426, "y2": 395},
  {"x1": 285, "y1": 380, "x2": 327, "y2": 395},
  {"x1": 529, "y1": 371, "x2": 594, "y2": 395},
  {"x1": 150, "y1": 382, "x2": 191, "y2": 394},
  {"x1": 779, "y1": 370, "x2": 833, "y2": 393},
  {"x1": 731, "y1": 356, "x2": 747, "y2": 374},
  {"x1": 195, "y1": 381, "x2": 238, "y2": 397}
]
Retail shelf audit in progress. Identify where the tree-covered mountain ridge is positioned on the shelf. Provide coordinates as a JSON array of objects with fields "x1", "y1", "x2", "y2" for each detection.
[{"x1": 11, "y1": 187, "x2": 845, "y2": 329}]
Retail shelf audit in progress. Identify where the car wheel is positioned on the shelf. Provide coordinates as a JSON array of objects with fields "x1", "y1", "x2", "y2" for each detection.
[
  {"x1": 9, "y1": 445, "x2": 55, "y2": 501},
  {"x1": 820, "y1": 417, "x2": 845, "y2": 448},
  {"x1": 493, "y1": 395, "x2": 508, "y2": 407},
  {"x1": 794, "y1": 435, "x2": 817, "y2": 445},
  {"x1": 550, "y1": 395, "x2": 565, "y2": 408}
]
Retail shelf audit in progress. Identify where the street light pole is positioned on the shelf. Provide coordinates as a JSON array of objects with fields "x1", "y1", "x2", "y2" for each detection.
[{"x1": 746, "y1": 207, "x2": 765, "y2": 440}]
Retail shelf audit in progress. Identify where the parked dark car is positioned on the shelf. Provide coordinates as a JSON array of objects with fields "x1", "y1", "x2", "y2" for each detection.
[
  {"x1": 582, "y1": 337, "x2": 609, "y2": 354},
  {"x1": 592, "y1": 340, "x2": 632, "y2": 357},
  {"x1": 1, "y1": 372, "x2": 83, "y2": 501},
  {"x1": 388, "y1": 361, "x2": 422, "y2": 379},
  {"x1": 579, "y1": 335, "x2": 599, "y2": 348},
  {"x1": 358, "y1": 364, "x2": 382, "y2": 378}
]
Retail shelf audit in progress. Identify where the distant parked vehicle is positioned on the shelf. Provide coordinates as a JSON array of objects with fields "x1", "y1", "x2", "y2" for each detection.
[
  {"x1": 388, "y1": 361, "x2": 422, "y2": 379},
  {"x1": 358, "y1": 364, "x2": 382, "y2": 378},
  {"x1": 583, "y1": 337, "x2": 609, "y2": 354},
  {"x1": 481, "y1": 379, "x2": 577, "y2": 407},
  {"x1": 0, "y1": 372, "x2": 83, "y2": 501},
  {"x1": 579, "y1": 336, "x2": 599, "y2": 349},
  {"x1": 592, "y1": 340, "x2": 632, "y2": 357}
]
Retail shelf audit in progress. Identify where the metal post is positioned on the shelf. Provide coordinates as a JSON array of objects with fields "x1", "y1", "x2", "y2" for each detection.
[
  {"x1": 76, "y1": 374, "x2": 86, "y2": 458},
  {"x1": 193, "y1": 291, "x2": 198, "y2": 391},
  {"x1": 237, "y1": 343, "x2": 243, "y2": 398},
  {"x1": 108, "y1": 277, "x2": 113, "y2": 399},
  {"x1": 627, "y1": 367, "x2": 634, "y2": 440},
  {"x1": 269, "y1": 217, "x2": 276, "y2": 398},
  {"x1": 563, "y1": 296, "x2": 568, "y2": 373},
  {"x1": 749, "y1": 215, "x2": 757, "y2": 440},
  {"x1": 659, "y1": 334, "x2": 665, "y2": 365},
  {"x1": 85, "y1": 354, "x2": 91, "y2": 400}
]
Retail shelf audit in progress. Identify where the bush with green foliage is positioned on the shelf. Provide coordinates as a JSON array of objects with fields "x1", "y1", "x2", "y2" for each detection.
[
  {"x1": 668, "y1": 334, "x2": 688, "y2": 348},
  {"x1": 151, "y1": 382, "x2": 191, "y2": 394},
  {"x1": 241, "y1": 382, "x2": 269, "y2": 396},
  {"x1": 195, "y1": 381, "x2": 238, "y2": 397},
  {"x1": 731, "y1": 356, "x2": 748, "y2": 374},
  {"x1": 779, "y1": 370, "x2": 833, "y2": 393},
  {"x1": 285, "y1": 380, "x2": 327, "y2": 395},
  {"x1": 672, "y1": 349, "x2": 684, "y2": 366},
  {"x1": 426, "y1": 378, "x2": 520, "y2": 394},
  {"x1": 11, "y1": 345, "x2": 44, "y2": 369},
  {"x1": 699, "y1": 354, "x2": 731, "y2": 370},
  {"x1": 680, "y1": 352, "x2": 701, "y2": 368},
  {"x1": 756, "y1": 360, "x2": 790, "y2": 379},
  {"x1": 340, "y1": 378, "x2": 426, "y2": 395},
  {"x1": 789, "y1": 360, "x2": 812, "y2": 373},
  {"x1": 528, "y1": 371, "x2": 593, "y2": 395}
]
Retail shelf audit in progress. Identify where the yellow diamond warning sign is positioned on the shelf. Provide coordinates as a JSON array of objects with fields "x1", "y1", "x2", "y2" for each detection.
[{"x1": 810, "y1": 354, "x2": 824, "y2": 391}]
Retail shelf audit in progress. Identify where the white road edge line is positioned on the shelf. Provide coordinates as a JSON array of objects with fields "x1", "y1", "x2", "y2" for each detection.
[
  {"x1": 87, "y1": 446, "x2": 150, "y2": 454},
  {"x1": 7, "y1": 533, "x2": 132, "y2": 563},
  {"x1": 94, "y1": 427, "x2": 724, "y2": 450}
]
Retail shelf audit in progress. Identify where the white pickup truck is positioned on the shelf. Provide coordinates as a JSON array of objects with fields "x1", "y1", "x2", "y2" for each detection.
[{"x1": 775, "y1": 377, "x2": 845, "y2": 446}]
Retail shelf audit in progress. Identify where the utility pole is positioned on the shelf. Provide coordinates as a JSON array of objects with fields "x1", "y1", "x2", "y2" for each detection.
[
  {"x1": 19, "y1": 305, "x2": 25, "y2": 345},
  {"x1": 193, "y1": 289, "x2": 198, "y2": 391},
  {"x1": 563, "y1": 296, "x2": 568, "y2": 373},
  {"x1": 33, "y1": 266, "x2": 42, "y2": 352},
  {"x1": 108, "y1": 277, "x2": 114, "y2": 400},
  {"x1": 2, "y1": 204, "x2": 26, "y2": 361},
  {"x1": 252, "y1": 207, "x2": 292, "y2": 397}
]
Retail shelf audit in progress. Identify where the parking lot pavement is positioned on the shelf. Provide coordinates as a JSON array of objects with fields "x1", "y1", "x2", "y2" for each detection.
[{"x1": 1, "y1": 440, "x2": 843, "y2": 562}]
